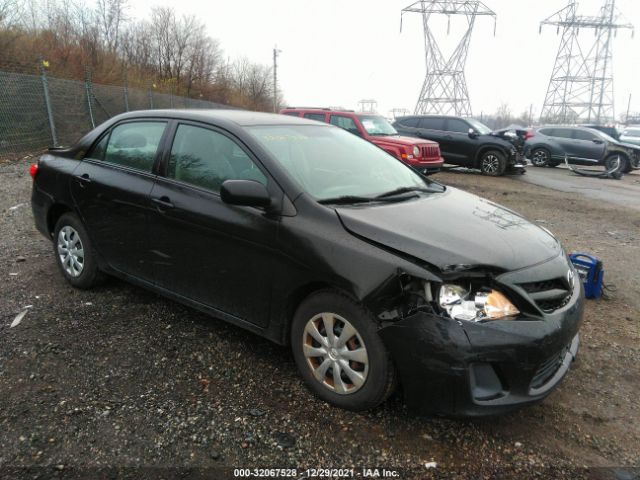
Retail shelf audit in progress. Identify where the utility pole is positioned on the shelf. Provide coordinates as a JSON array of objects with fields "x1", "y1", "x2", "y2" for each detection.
[
  {"x1": 626, "y1": 94, "x2": 632, "y2": 124},
  {"x1": 273, "y1": 46, "x2": 282, "y2": 113}
]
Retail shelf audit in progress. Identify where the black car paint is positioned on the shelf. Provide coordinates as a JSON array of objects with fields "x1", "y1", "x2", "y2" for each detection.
[
  {"x1": 392, "y1": 115, "x2": 524, "y2": 170},
  {"x1": 32, "y1": 110, "x2": 583, "y2": 416}
]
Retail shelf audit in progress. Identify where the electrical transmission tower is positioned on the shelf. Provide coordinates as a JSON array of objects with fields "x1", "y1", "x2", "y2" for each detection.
[
  {"x1": 540, "y1": 1, "x2": 634, "y2": 124},
  {"x1": 401, "y1": 1, "x2": 496, "y2": 117},
  {"x1": 358, "y1": 99, "x2": 378, "y2": 113}
]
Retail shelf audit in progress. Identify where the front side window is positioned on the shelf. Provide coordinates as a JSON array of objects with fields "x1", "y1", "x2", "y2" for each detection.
[
  {"x1": 248, "y1": 125, "x2": 439, "y2": 201},
  {"x1": 100, "y1": 121, "x2": 167, "y2": 172},
  {"x1": 447, "y1": 119, "x2": 471, "y2": 134},
  {"x1": 330, "y1": 115, "x2": 360, "y2": 135},
  {"x1": 623, "y1": 128, "x2": 640, "y2": 138},
  {"x1": 466, "y1": 118, "x2": 492, "y2": 135},
  {"x1": 358, "y1": 116, "x2": 397, "y2": 136},
  {"x1": 168, "y1": 124, "x2": 267, "y2": 192},
  {"x1": 572, "y1": 130, "x2": 596, "y2": 141}
]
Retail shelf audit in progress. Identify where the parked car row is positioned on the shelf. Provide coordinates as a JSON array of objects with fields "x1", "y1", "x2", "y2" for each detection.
[{"x1": 280, "y1": 108, "x2": 528, "y2": 177}]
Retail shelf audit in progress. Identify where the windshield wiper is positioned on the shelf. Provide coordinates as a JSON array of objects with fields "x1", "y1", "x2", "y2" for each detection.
[
  {"x1": 318, "y1": 195, "x2": 376, "y2": 205},
  {"x1": 375, "y1": 186, "x2": 436, "y2": 199}
]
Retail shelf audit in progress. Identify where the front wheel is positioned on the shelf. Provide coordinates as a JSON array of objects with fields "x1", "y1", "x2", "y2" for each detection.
[
  {"x1": 291, "y1": 291, "x2": 396, "y2": 411},
  {"x1": 604, "y1": 154, "x2": 628, "y2": 173},
  {"x1": 53, "y1": 213, "x2": 103, "y2": 289},
  {"x1": 479, "y1": 150, "x2": 506, "y2": 176}
]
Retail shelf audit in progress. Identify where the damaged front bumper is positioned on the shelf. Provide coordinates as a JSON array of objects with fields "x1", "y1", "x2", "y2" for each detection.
[{"x1": 379, "y1": 282, "x2": 583, "y2": 417}]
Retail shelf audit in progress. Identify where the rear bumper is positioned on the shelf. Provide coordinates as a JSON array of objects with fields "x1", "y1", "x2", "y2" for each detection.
[
  {"x1": 31, "y1": 183, "x2": 52, "y2": 239},
  {"x1": 379, "y1": 285, "x2": 583, "y2": 417}
]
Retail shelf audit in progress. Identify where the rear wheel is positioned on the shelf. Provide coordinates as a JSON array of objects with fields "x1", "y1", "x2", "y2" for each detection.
[
  {"x1": 291, "y1": 290, "x2": 396, "y2": 411},
  {"x1": 53, "y1": 213, "x2": 103, "y2": 289},
  {"x1": 479, "y1": 150, "x2": 506, "y2": 176},
  {"x1": 531, "y1": 148, "x2": 551, "y2": 167}
]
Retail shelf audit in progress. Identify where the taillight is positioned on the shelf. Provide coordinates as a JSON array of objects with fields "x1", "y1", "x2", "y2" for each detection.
[
  {"x1": 525, "y1": 129, "x2": 535, "y2": 140},
  {"x1": 29, "y1": 163, "x2": 39, "y2": 179}
]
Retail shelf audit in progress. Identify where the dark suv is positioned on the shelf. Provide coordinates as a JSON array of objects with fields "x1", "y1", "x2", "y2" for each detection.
[
  {"x1": 526, "y1": 126, "x2": 635, "y2": 172},
  {"x1": 393, "y1": 115, "x2": 526, "y2": 176}
]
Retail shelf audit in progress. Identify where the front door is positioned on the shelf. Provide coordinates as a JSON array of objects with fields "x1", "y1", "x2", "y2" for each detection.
[
  {"x1": 70, "y1": 120, "x2": 168, "y2": 281},
  {"x1": 147, "y1": 122, "x2": 278, "y2": 327},
  {"x1": 570, "y1": 129, "x2": 607, "y2": 162}
]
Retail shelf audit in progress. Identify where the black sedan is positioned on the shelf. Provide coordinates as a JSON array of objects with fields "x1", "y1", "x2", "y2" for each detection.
[{"x1": 31, "y1": 110, "x2": 583, "y2": 416}]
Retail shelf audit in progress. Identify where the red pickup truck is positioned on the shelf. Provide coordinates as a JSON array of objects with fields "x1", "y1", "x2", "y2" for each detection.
[{"x1": 280, "y1": 108, "x2": 443, "y2": 174}]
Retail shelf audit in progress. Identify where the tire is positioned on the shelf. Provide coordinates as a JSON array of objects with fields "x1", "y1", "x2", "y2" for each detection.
[
  {"x1": 479, "y1": 150, "x2": 506, "y2": 176},
  {"x1": 604, "y1": 154, "x2": 627, "y2": 173},
  {"x1": 291, "y1": 290, "x2": 396, "y2": 411},
  {"x1": 53, "y1": 212, "x2": 103, "y2": 289},
  {"x1": 531, "y1": 148, "x2": 551, "y2": 167}
]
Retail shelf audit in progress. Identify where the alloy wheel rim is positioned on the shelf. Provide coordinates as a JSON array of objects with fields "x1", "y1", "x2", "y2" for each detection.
[
  {"x1": 532, "y1": 150, "x2": 548, "y2": 166},
  {"x1": 302, "y1": 313, "x2": 369, "y2": 395},
  {"x1": 483, "y1": 155, "x2": 499, "y2": 173},
  {"x1": 57, "y1": 226, "x2": 84, "y2": 277}
]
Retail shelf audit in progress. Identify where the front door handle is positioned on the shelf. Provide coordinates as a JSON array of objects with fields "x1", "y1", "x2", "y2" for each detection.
[
  {"x1": 74, "y1": 173, "x2": 91, "y2": 188},
  {"x1": 151, "y1": 196, "x2": 174, "y2": 209}
]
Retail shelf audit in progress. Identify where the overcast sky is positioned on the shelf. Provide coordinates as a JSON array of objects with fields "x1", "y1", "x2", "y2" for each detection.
[{"x1": 128, "y1": 0, "x2": 639, "y2": 119}]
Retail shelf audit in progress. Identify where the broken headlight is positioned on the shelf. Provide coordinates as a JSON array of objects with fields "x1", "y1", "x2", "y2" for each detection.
[{"x1": 438, "y1": 284, "x2": 519, "y2": 322}]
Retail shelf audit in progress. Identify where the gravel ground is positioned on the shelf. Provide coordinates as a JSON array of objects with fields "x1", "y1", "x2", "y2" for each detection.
[{"x1": 1, "y1": 155, "x2": 639, "y2": 480}]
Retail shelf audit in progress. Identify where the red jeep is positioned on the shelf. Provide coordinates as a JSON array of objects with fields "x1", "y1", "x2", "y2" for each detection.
[{"x1": 280, "y1": 108, "x2": 443, "y2": 173}]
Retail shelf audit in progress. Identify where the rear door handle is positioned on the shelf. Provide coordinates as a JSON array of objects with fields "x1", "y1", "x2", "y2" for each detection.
[{"x1": 151, "y1": 196, "x2": 174, "y2": 209}]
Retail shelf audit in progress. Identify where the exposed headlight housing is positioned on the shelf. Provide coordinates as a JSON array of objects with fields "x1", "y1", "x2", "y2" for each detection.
[
  {"x1": 438, "y1": 284, "x2": 519, "y2": 322},
  {"x1": 413, "y1": 146, "x2": 421, "y2": 157}
]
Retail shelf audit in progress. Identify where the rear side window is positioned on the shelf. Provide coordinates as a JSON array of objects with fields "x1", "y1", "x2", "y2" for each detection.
[
  {"x1": 330, "y1": 115, "x2": 360, "y2": 135},
  {"x1": 446, "y1": 118, "x2": 470, "y2": 133},
  {"x1": 552, "y1": 128, "x2": 574, "y2": 139},
  {"x1": 303, "y1": 113, "x2": 326, "y2": 122},
  {"x1": 397, "y1": 117, "x2": 419, "y2": 127},
  {"x1": 282, "y1": 112, "x2": 301, "y2": 117},
  {"x1": 168, "y1": 124, "x2": 267, "y2": 193},
  {"x1": 572, "y1": 130, "x2": 596, "y2": 141},
  {"x1": 98, "y1": 122, "x2": 167, "y2": 172},
  {"x1": 538, "y1": 128, "x2": 554, "y2": 136},
  {"x1": 417, "y1": 117, "x2": 445, "y2": 130}
]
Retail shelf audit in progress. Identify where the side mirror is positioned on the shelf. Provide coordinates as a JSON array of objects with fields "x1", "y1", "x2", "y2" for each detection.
[
  {"x1": 468, "y1": 128, "x2": 478, "y2": 138},
  {"x1": 220, "y1": 180, "x2": 271, "y2": 208}
]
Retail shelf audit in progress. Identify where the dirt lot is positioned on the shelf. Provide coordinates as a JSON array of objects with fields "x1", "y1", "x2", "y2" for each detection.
[{"x1": 1, "y1": 156, "x2": 639, "y2": 480}]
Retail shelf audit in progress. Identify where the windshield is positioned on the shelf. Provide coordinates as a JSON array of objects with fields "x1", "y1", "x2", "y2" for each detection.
[
  {"x1": 358, "y1": 116, "x2": 398, "y2": 136},
  {"x1": 467, "y1": 118, "x2": 492, "y2": 135},
  {"x1": 623, "y1": 128, "x2": 640, "y2": 138},
  {"x1": 248, "y1": 125, "x2": 440, "y2": 202}
]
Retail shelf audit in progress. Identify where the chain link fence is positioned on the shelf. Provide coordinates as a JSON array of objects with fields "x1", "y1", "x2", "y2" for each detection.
[{"x1": 0, "y1": 68, "x2": 231, "y2": 157}]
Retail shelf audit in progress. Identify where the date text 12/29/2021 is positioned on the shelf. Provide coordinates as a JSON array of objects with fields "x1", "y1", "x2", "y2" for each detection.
[{"x1": 233, "y1": 468, "x2": 402, "y2": 478}]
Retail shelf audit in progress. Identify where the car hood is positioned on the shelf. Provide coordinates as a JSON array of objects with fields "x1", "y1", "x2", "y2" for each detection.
[
  {"x1": 372, "y1": 135, "x2": 438, "y2": 147},
  {"x1": 336, "y1": 187, "x2": 561, "y2": 272}
]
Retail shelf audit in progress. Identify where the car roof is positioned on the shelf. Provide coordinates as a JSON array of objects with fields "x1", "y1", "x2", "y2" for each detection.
[{"x1": 109, "y1": 109, "x2": 325, "y2": 127}]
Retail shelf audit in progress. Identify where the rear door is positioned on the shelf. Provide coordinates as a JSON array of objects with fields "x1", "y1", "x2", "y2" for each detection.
[
  {"x1": 147, "y1": 121, "x2": 279, "y2": 327},
  {"x1": 70, "y1": 120, "x2": 168, "y2": 281},
  {"x1": 443, "y1": 118, "x2": 475, "y2": 166},
  {"x1": 570, "y1": 129, "x2": 606, "y2": 162},
  {"x1": 547, "y1": 128, "x2": 578, "y2": 159}
]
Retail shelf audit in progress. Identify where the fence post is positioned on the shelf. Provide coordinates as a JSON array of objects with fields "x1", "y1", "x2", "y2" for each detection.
[
  {"x1": 39, "y1": 58, "x2": 58, "y2": 147},
  {"x1": 123, "y1": 75, "x2": 129, "y2": 112},
  {"x1": 85, "y1": 67, "x2": 95, "y2": 129}
]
